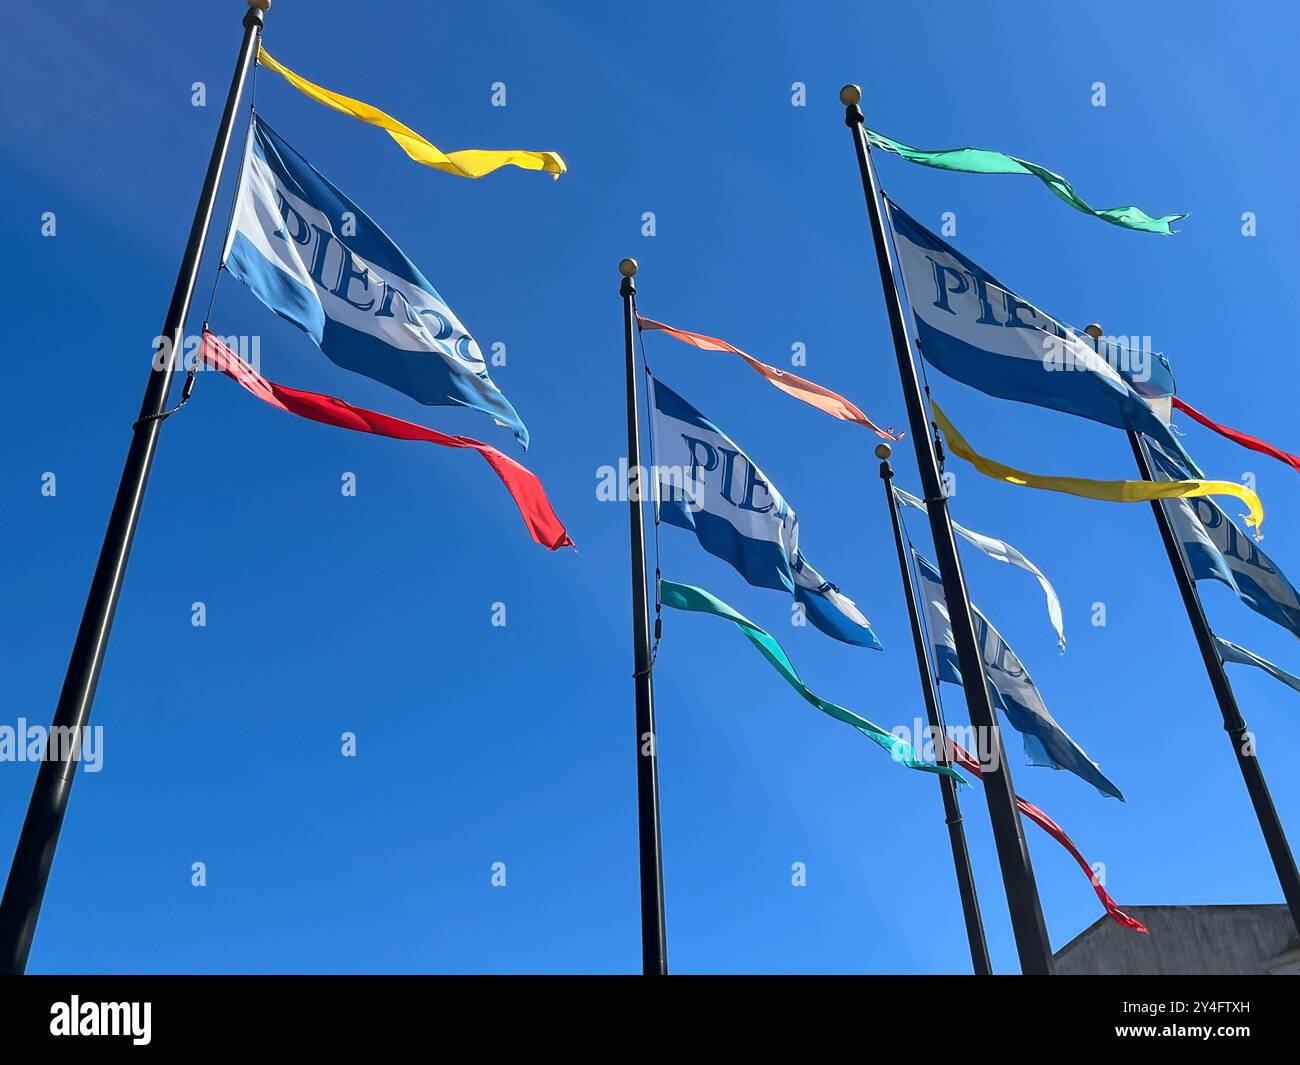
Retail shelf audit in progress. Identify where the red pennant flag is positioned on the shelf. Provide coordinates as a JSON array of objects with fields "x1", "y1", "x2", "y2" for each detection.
[
  {"x1": 201, "y1": 331, "x2": 574, "y2": 550},
  {"x1": 1173, "y1": 396, "x2": 1300, "y2": 477},
  {"x1": 950, "y1": 741, "x2": 1148, "y2": 935}
]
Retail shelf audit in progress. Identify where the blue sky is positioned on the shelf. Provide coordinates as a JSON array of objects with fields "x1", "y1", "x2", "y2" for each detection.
[{"x1": 1, "y1": 0, "x2": 1297, "y2": 974}]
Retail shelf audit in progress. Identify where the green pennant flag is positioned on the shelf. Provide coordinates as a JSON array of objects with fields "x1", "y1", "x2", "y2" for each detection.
[
  {"x1": 866, "y1": 127, "x2": 1186, "y2": 235},
  {"x1": 660, "y1": 579, "x2": 966, "y2": 784}
]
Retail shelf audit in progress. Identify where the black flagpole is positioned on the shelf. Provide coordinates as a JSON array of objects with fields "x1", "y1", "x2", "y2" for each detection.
[
  {"x1": 0, "y1": 0, "x2": 269, "y2": 975},
  {"x1": 619, "y1": 258, "x2": 668, "y2": 974},
  {"x1": 841, "y1": 83, "x2": 1054, "y2": 974},
  {"x1": 878, "y1": 444, "x2": 992, "y2": 974},
  {"x1": 1080, "y1": 325, "x2": 1300, "y2": 937}
]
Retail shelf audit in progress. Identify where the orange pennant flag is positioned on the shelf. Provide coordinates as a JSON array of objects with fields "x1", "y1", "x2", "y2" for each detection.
[{"x1": 637, "y1": 316, "x2": 901, "y2": 440}]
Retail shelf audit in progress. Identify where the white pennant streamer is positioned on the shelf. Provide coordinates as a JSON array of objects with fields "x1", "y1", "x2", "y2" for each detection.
[
  {"x1": 895, "y1": 486, "x2": 1066, "y2": 651},
  {"x1": 1216, "y1": 637, "x2": 1300, "y2": 695}
]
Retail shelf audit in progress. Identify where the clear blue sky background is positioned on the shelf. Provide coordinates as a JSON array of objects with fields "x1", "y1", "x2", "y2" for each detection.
[{"x1": 2, "y1": 0, "x2": 1297, "y2": 974}]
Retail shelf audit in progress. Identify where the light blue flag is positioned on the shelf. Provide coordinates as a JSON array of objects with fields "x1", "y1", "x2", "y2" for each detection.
[
  {"x1": 651, "y1": 379, "x2": 881, "y2": 649},
  {"x1": 222, "y1": 115, "x2": 529, "y2": 447},
  {"x1": 886, "y1": 199, "x2": 1198, "y2": 473},
  {"x1": 1149, "y1": 446, "x2": 1300, "y2": 641},
  {"x1": 1216, "y1": 637, "x2": 1300, "y2": 695},
  {"x1": 914, "y1": 552, "x2": 1123, "y2": 799}
]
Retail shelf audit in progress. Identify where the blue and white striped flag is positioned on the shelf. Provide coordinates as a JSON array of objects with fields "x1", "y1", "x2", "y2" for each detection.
[
  {"x1": 886, "y1": 200, "x2": 1195, "y2": 470},
  {"x1": 1149, "y1": 446, "x2": 1300, "y2": 641},
  {"x1": 222, "y1": 115, "x2": 529, "y2": 447},
  {"x1": 651, "y1": 379, "x2": 880, "y2": 649},
  {"x1": 914, "y1": 552, "x2": 1122, "y2": 799}
]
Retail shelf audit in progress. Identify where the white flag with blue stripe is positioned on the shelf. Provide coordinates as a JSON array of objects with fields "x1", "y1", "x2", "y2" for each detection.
[
  {"x1": 914, "y1": 552, "x2": 1122, "y2": 799},
  {"x1": 886, "y1": 199, "x2": 1195, "y2": 471},
  {"x1": 1149, "y1": 446, "x2": 1300, "y2": 641},
  {"x1": 222, "y1": 115, "x2": 529, "y2": 447},
  {"x1": 651, "y1": 379, "x2": 880, "y2": 649}
]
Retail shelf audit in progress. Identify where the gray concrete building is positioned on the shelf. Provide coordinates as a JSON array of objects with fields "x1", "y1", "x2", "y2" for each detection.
[{"x1": 1053, "y1": 904, "x2": 1300, "y2": 974}]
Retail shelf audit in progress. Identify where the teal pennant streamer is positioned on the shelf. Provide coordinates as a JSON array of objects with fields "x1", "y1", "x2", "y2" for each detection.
[
  {"x1": 660, "y1": 580, "x2": 966, "y2": 784},
  {"x1": 866, "y1": 127, "x2": 1186, "y2": 235}
]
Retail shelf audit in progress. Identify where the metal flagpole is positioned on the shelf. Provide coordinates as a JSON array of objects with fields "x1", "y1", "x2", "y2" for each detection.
[
  {"x1": 619, "y1": 258, "x2": 669, "y2": 974},
  {"x1": 878, "y1": 444, "x2": 992, "y2": 974},
  {"x1": 841, "y1": 83, "x2": 1054, "y2": 974},
  {"x1": 1081, "y1": 326, "x2": 1300, "y2": 936},
  {"x1": 0, "y1": 0, "x2": 270, "y2": 975}
]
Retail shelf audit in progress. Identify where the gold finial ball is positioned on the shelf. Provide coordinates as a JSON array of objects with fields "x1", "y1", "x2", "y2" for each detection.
[
  {"x1": 1083, "y1": 323, "x2": 1103, "y2": 339},
  {"x1": 247, "y1": 0, "x2": 271, "y2": 10},
  {"x1": 618, "y1": 258, "x2": 638, "y2": 278},
  {"x1": 840, "y1": 84, "x2": 863, "y2": 106},
  {"x1": 874, "y1": 443, "x2": 892, "y2": 460}
]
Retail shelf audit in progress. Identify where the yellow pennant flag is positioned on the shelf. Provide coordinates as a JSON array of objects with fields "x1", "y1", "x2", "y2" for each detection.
[
  {"x1": 257, "y1": 47, "x2": 566, "y2": 180},
  {"x1": 931, "y1": 402, "x2": 1265, "y2": 538}
]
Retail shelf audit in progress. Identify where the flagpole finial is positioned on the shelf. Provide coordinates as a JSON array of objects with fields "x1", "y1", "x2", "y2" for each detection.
[
  {"x1": 619, "y1": 258, "x2": 638, "y2": 278},
  {"x1": 839, "y1": 84, "x2": 862, "y2": 106},
  {"x1": 1084, "y1": 323, "x2": 1103, "y2": 339},
  {"x1": 247, "y1": 0, "x2": 271, "y2": 10},
  {"x1": 874, "y1": 443, "x2": 892, "y2": 460}
]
